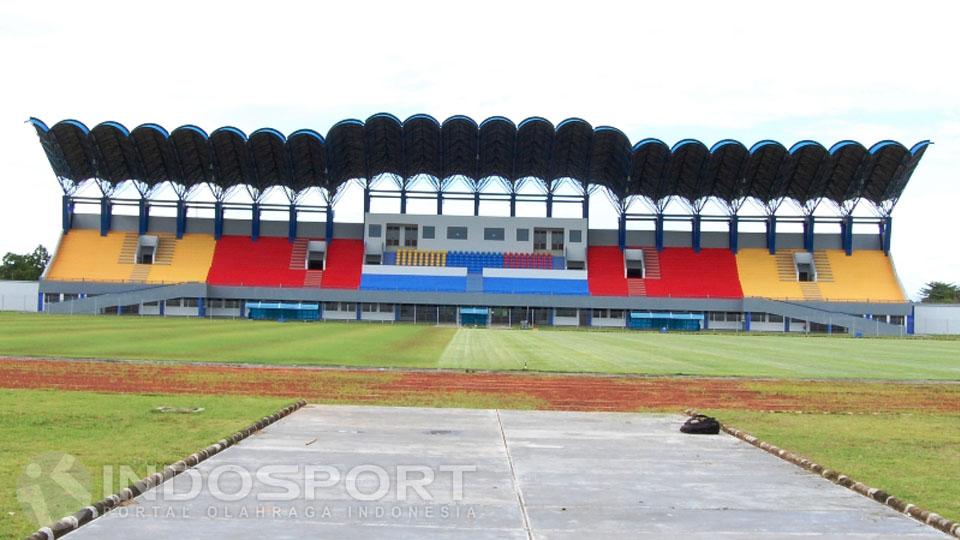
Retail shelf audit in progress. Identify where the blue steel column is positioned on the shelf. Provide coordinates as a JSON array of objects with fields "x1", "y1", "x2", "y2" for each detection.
[
  {"x1": 509, "y1": 192, "x2": 517, "y2": 217},
  {"x1": 691, "y1": 215, "x2": 701, "y2": 253},
  {"x1": 582, "y1": 193, "x2": 589, "y2": 219},
  {"x1": 702, "y1": 311, "x2": 709, "y2": 330},
  {"x1": 400, "y1": 188, "x2": 407, "y2": 214},
  {"x1": 325, "y1": 207, "x2": 335, "y2": 241},
  {"x1": 159, "y1": 300, "x2": 165, "y2": 316},
  {"x1": 803, "y1": 215, "x2": 815, "y2": 252},
  {"x1": 363, "y1": 185, "x2": 371, "y2": 214},
  {"x1": 288, "y1": 204, "x2": 298, "y2": 242},
  {"x1": 618, "y1": 214, "x2": 627, "y2": 250},
  {"x1": 176, "y1": 200, "x2": 186, "y2": 239},
  {"x1": 766, "y1": 215, "x2": 777, "y2": 254},
  {"x1": 251, "y1": 203, "x2": 261, "y2": 241},
  {"x1": 37, "y1": 293, "x2": 43, "y2": 313},
  {"x1": 841, "y1": 214, "x2": 853, "y2": 255},
  {"x1": 655, "y1": 214, "x2": 664, "y2": 252},
  {"x1": 546, "y1": 192, "x2": 553, "y2": 218},
  {"x1": 214, "y1": 201, "x2": 224, "y2": 240},
  {"x1": 744, "y1": 312, "x2": 751, "y2": 332},
  {"x1": 99, "y1": 197, "x2": 112, "y2": 236},
  {"x1": 436, "y1": 192, "x2": 443, "y2": 214},
  {"x1": 784, "y1": 317, "x2": 790, "y2": 332},
  {"x1": 881, "y1": 216, "x2": 892, "y2": 255},
  {"x1": 728, "y1": 215, "x2": 738, "y2": 253},
  {"x1": 197, "y1": 297, "x2": 206, "y2": 318},
  {"x1": 474, "y1": 192, "x2": 480, "y2": 216},
  {"x1": 62, "y1": 195, "x2": 74, "y2": 233},
  {"x1": 138, "y1": 198, "x2": 150, "y2": 235}
]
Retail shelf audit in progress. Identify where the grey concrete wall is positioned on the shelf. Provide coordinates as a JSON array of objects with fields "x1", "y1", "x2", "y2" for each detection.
[
  {"x1": 0, "y1": 280, "x2": 38, "y2": 312},
  {"x1": 913, "y1": 304, "x2": 960, "y2": 334}
]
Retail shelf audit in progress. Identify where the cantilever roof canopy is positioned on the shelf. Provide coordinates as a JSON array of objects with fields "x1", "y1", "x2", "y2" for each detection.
[{"x1": 28, "y1": 114, "x2": 929, "y2": 214}]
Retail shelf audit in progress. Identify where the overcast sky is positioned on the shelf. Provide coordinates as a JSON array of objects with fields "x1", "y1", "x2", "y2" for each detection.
[{"x1": 1, "y1": 0, "x2": 957, "y2": 299}]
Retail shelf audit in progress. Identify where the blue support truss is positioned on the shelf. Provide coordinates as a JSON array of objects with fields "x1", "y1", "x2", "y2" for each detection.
[
  {"x1": 655, "y1": 214, "x2": 665, "y2": 251},
  {"x1": 728, "y1": 215, "x2": 738, "y2": 253},
  {"x1": 288, "y1": 204, "x2": 298, "y2": 242},
  {"x1": 175, "y1": 200, "x2": 186, "y2": 239},
  {"x1": 214, "y1": 201, "x2": 224, "y2": 240},
  {"x1": 880, "y1": 216, "x2": 892, "y2": 255},
  {"x1": 766, "y1": 215, "x2": 777, "y2": 254},
  {"x1": 691, "y1": 214, "x2": 701, "y2": 253},
  {"x1": 61, "y1": 195, "x2": 74, "y2": 233},
  {"x1": 99, "y1": 197, "x2": 111, "y2": 236},
  {"x1": 325, "y1": 207, "x2": 335, "y2": 240},
  {"x1": 841, "y1": 214, "x2": 854, "y2": 255},
  {"x1": 138, "y1": 198, "x2": 149, "y2": 235},
  {"x1": 251, "y1": 202, "x2": 261, "y2": 241},
  {"x1": 803, "y1": 215, "x2": 815, "y2": 252}
]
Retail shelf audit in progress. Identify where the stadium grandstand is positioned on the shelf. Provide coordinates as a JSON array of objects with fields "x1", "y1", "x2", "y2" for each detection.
[{"x1": 28, "y1": 114, "x2": 929, "y2": 335}]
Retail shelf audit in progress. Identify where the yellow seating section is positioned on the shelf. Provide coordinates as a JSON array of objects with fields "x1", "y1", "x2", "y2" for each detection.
[
  {"x1": 396, "y1": 249, "x2": 447, "y2": 267},
  {"x1": 736, "y1": 249, "x2": 805, "y2": 300},
  {"x1": 45, "y1": 230, "x2": 134, "y2": 282},
  {"x1": 817, "y1": 250, "x2": 905, "y2": 302},
  {"x1": 143, "y1": 234, "x2": 216, "y2": 284},
  {"x1": 736, "y1": 248, "x2": 905, "y2": 302},
  {"x1": 46, "y1": 230, "x2": 216, "y2": 285}
]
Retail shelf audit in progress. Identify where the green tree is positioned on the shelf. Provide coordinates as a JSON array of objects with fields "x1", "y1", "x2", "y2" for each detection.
[
  {"x1": 919, "y1": 281, "x2": 960, "y2": 303},
  {"x1": 0, "y1": 245, "x2": 50, "y2": 281}
]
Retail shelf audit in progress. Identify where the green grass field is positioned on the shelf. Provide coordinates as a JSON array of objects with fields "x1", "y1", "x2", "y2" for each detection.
[
  {"x1": 1, "y1": 313, "x2": 959, "y2": 380},
  {"x1": 707, "y1": 411, "x2": 960, "y2": 524},
  {"x1": 0, "y1": 389, "x2": 292, "y2": 539}
]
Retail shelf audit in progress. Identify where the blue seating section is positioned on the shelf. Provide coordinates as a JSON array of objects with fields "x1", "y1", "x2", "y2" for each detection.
[
  {"x1": 446, "y1": 251, "x2": 504, "y2": 273},
  {"x1": 482, "y1": 278, "x2": 589, "y2": 296},
  {"x1": 382, "y1": 252, "x2": 397, "y2": 265},
  {"x1": 552, "y1": 256, "x2": 566, "y2": 270},
  {"x1": 360, "y1": 274, "x2": 466, "y2": 292}
]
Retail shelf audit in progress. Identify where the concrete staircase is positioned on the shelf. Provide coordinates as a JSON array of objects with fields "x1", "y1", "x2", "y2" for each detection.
[
  {"x1": 118, "y1": 234, "x2": 138, "y2": 264},
  {"x1": 289, "y1": 238, "x2": 309, "y2": 270},
  {"x1": 799, "y1": 282, "x2": 823, "y2": 301},
  {"x1": 640, "y1": 247, "x2": 662, "y2": 279},
  {"x1": 153, "y1": 235, "x2": 175, "y2": 265},
  {"x1": 129, "y1": 265, "x2": 151, "y2": 282},
  {"x1": 304, "y1": 270, "x2": 323, "y2": 288},
  {"x1": 813, "y1": 252, "x2": 834, "y2": 282},
  {"x1": 466, "y1": 274, "x2": 484, "y2": 293},
  {"x1": 627, "y1": 279, "x2": 646, "y2": 297},
  {"x1": 775, "y1": 250, "x2": 796, "y2": 281}
]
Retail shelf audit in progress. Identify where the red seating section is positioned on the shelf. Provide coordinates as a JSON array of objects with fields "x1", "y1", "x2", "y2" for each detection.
[
  {"x1": 641, "y1": 247, "x2": 743, "y2": 298},
  {"x1": 587, "y1": 246, "x2": 628, "y2": 296},
  {"x1": 320, "y1": 239, "x2": 363, "y2": 289},
  {"x1": 206, "y1": 236, "x2": 306, "y2": 287},
  {"x1": 503, "y1": 252, "x2": 553, "y2": 270}
]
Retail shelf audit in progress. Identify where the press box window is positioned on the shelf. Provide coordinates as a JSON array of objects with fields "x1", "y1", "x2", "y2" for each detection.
[
  {"x1": 484, "y1": 227, "x2": 505, "y2": 241},
  {"x1": 447, "y1": 226, "x2": 468, "y2": 240},
  {"x1": 516, "y1": 228, "x2": 529, "y2": 242},
  {"x1": 569, "y1": 230, "x2": 582, "y2": 243},
  {"x1": 422, "y1": 226, "x2": 435, "y2": 239},
  {"x1": 368, "y1": 224, "x2": 382, "y2": 238}
]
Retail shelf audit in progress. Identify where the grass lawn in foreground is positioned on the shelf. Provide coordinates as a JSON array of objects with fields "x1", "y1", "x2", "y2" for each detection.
[
  {"x1": 0, "y1": 389, "x2": 291, "y2": 539},
  {"x1": 705, "y1": 410, "x2": 960, "y2": 524},
  {"x1": 2, "y1": 313, "x2": 959, "y2": 380}
]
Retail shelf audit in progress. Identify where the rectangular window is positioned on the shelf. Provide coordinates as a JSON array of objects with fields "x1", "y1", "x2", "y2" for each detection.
[
  {"x1": 533, "y1": 229, "x2": 547, "y2": 250},
  {"x1": 767, "y1": 313, "x2": 784, "y2": 323},
  {"x1": 183, "y1": 298, "x2": 199, "y2": 308},
  {"x1": 165, "y1": 298, "x2": 182, "y2": 308},
  {"x1": 592, "y1": 309, "x2": 607, "y2": 318},
  {"x1": 362, "y1": 303, "x2": 377, "y2": 312},
  {"x1": 555, "y1": 308, "x2": 577, "y2": 318},
  {"x1": 44, "y1": 293, "x2": 60, "y2": 304},
  {"x1": 324, "y1": 302, "x2": 340, "y2": 311},
  {"x1": 516, "y1": 228, "x2": 529, "y2": 242},
  {"x1": 447, "y1": 226, "x2": 468, "y2": 240},
  {"x1": 484, "y1": 227, "x2": 505, "y2": 241},
  {"x1": 725, "y1": 312, "x2": 741, "y2": 322},
  {"x1": 403, "y1": 225, "x2": 418, "y2": 247},
  {"x1": 569, "y1": 229, "x2": 582, "y2": 243},
  {"x1": 223, "y1": 299, "x2": 240, "y2": 309},
  {"x1": 551, "y1": 230, "x2": 564, "y2": 251},
  {"x1": 368, "y1": 224, "x2": 382, "y2": 238},
  {"x1": 609, "y1": 309, "x2": 624, "y2": 319},
  {"x1": 379, "y1": 303, "x2": 395, "y2": 313},
  {"x1": 386, "y1": 225, "x2": 400, "y2": 247},
  {"x1": 422, "y1": 226, "x2": 435, "y2": 239}
]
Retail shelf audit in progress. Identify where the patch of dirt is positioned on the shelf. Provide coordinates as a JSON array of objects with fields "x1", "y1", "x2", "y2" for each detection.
[{"x1": 1, "y1": 358, "x2": 957, "y2": 413}]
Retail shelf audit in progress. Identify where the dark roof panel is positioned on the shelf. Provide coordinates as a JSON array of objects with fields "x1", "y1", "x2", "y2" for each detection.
[{"x1": 28, "y1": 115, "x2": 928, "y2": 213}]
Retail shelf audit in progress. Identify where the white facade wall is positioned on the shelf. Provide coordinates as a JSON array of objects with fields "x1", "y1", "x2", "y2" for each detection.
[
  {"x1": 592, "y1": 317, "x2": 626, "y2": 328},
  {"x1": 913, "y1": 304, "x2": 960, "y2": 335},
  {"x1": 364, "y1": 213, "x2": 588, "y2": 259},
  {"x1": 553, "y1": 315, "x2": 579, "y2": 326},
  {"x1": 0, "y1": 281, "x2": 38, "y2": 312}
]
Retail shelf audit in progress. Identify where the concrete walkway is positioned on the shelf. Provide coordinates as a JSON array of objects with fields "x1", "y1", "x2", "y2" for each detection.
[{"x1": 67, "y1": 405, "x2": 946, "y2": 538}]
